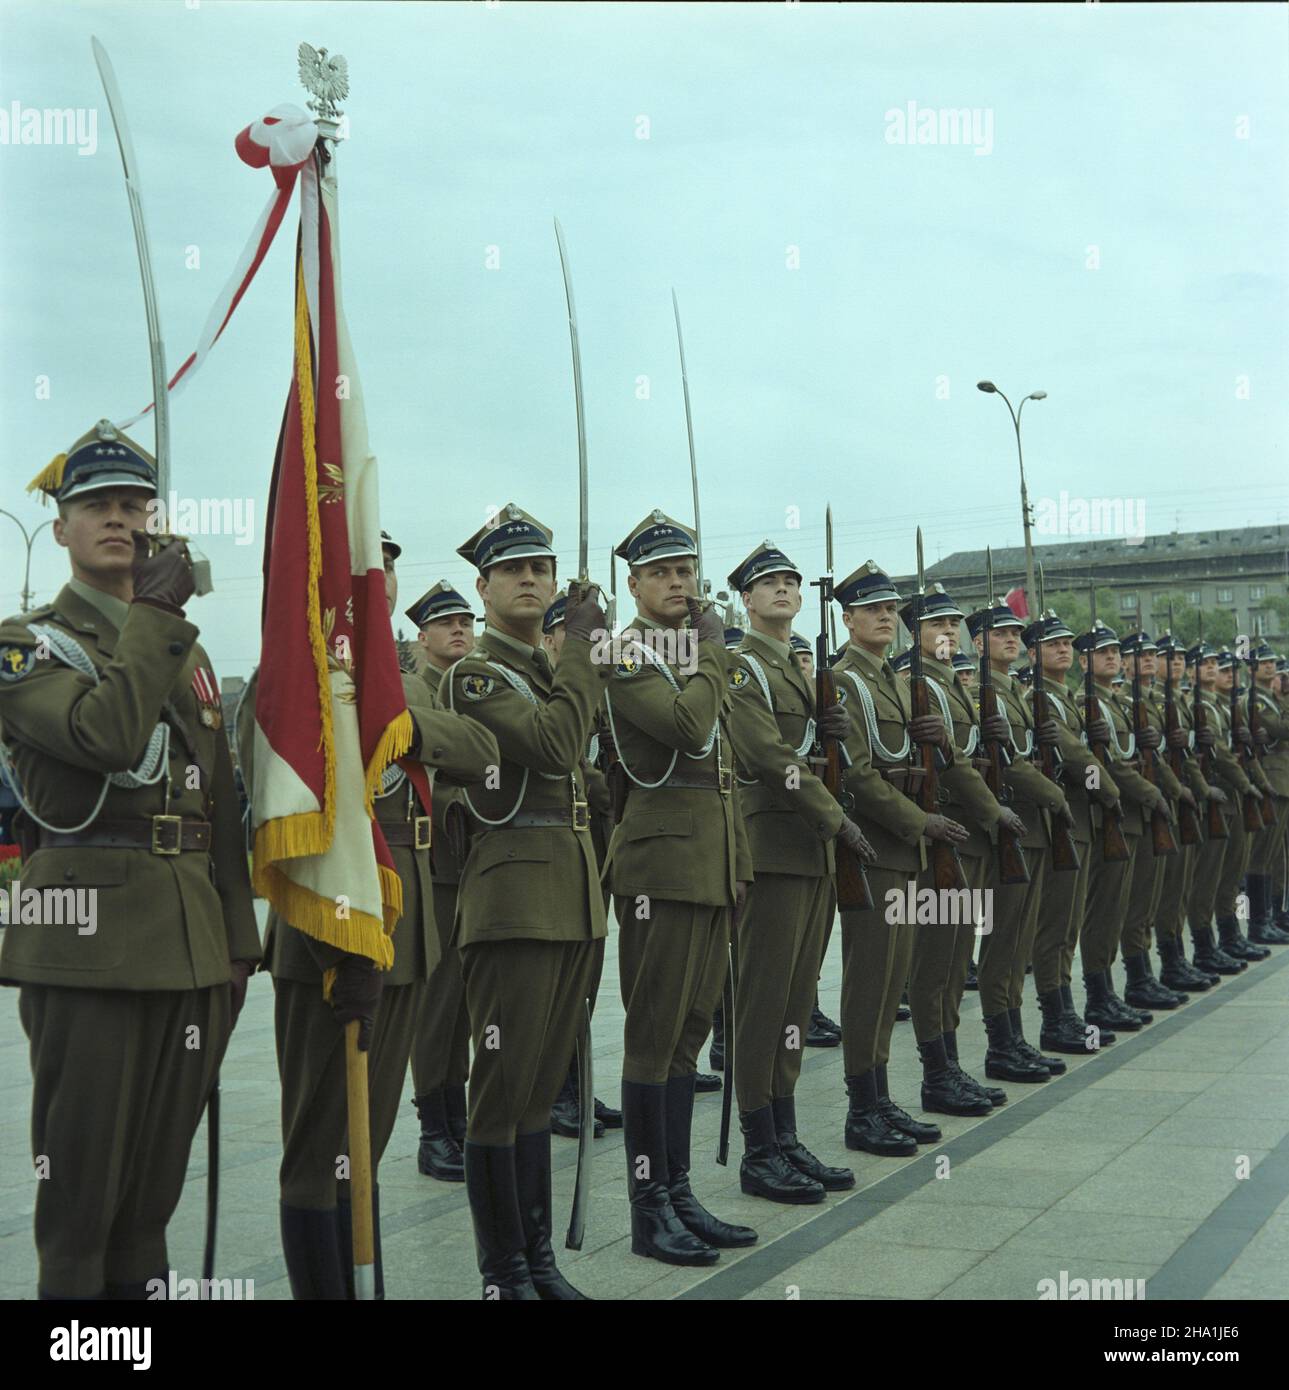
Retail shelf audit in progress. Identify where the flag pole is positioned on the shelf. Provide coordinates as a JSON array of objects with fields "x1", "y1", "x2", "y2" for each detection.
[{"x1": 298, "y1": 39, "x2": 374, "y2": 1301}]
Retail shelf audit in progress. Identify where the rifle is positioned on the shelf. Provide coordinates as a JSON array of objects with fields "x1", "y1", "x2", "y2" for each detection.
[
  {"x1": 1162, "y1": 608, "x2": 1202, "y2": 846},
  {"x1": 811, "y1": 504, "x2": 873, "y2": 910},
  {"x1": 1082, "y1": 586, "x2": 1131, "y2": 862},
  {"x1": 1131, "y1": 640, "x2": 1178, "y2": 857},
  {"x1": 1189, "y1": 616, "x2": 1227, "y2": 841},
  {"x1": 1235, "y1": 651, "x2": 1275, "y2": 829},
  {"x1": 910, "y1": 529, "x2": 968, "y2": 891},
  {"x1": 1032, "y1": 563, "x2": 1080, "y2": 872},
  {"x1": 978, "y1": 549, "x2": 1029, "y2": 883}
]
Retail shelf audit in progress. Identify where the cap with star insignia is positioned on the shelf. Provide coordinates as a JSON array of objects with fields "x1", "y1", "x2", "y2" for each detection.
[
  {"x1": 457, "y1": 504, "x2": 556, "y2": 573},
  {"x1": 835, "y1": 561, "x2": 902, "y2": 609},
  {"x1": 406, "y1": 580, "x2": 475, "y2": 629},
  {"x1": 727, "y1": 541, "x2": 802, "y2": 593},
  {"x1": 615, "y1": 510, "x2": 698, "y2": 567},
  {"x1": 27, "y1": 419, "x2": 157, "y2": 504}
]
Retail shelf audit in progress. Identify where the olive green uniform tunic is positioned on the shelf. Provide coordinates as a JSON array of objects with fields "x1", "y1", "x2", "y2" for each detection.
[
  {"x1": 727, "y1": 627, "x2": 842, "y2": 1112},
  {"x1": 444, "y1": 626, "x2": 609, "y2": 1146},
  {"x1": 1248, "y1": 685, "x2": 1289, "y2": 877},
  {"x1": 1188, "y1": 688, "x2": 1255, "y2": 935},
  {"x1": 603, "y1": 616, "x2": 752, "y2": 1085},
  {"x1": 1211, "y1": 689, "x2": 1268, "y2": 921},
  {"x1": 977, "y1": 670, "x2": 1069, "y2": 1016},
  {"x1": 0, "y1": 582, "x2": 261, "y2": 1297},
  {"x1": 236, "y1": 666, "x2": 497, "y2": 1207},
  {"x1": 832, "y1": 644, "x2": 928, "y2": 1079},
  {"x1": 1153, "y1": 687, "x2": 1210, "y2": 948}
]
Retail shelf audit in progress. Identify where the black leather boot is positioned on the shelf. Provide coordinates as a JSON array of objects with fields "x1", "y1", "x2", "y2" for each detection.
[
  {"x1": 444, "y1": 1082, "x2": 468, "y2": 1146},
  {"x1": 965, "y1": 958, "x2": 979, "y2": 990},
  {"x1": 550, "y1": 1060, "x2": 605, "y2": 1139},
  {"x1": 1218, "y1": 912, "x2": 1270, "y2": 961},
  {"x1": 806, "y1": 1002, "x2": 842, "y2": 1047},
  {"x1": 919, "y1": 1035, "x2": 992, "y2": 1116},
  {"x1": 1122, "y1": 952, "x2": 1185, "y2": 1010},
  {"x1": 1107, "y1": 964, "x2": 1153, "y2": 1024},
  {"x1": 739, "y1": 1104, "x2": 826, "y2": 1204},
  {"x1": 414, "y1": 1090, "x2": 465, "y2": 1182},
  {"x1": 709, "y1": 1006, "x2": 725, "y2": 1071},
  {"x1": 622, "y1": 1079, "x2": 719, "y2": 1266},
  {"x1": 464, "y1": 1143, "x2": 540, "y2": 1300},
  {"x1": 515, "y1": 1129, "x2": 588, "y2": 1300},
  {"x1": 1061, "y1": 982, "x2": 1113, "y2": 1045},
  {"x1": 694, "y1": 1072, "x2": 722, "y2": 1093},
  {"x1": 1158, "y1": 937, "x2": 1211, "y2": 992},
  {"x1": 1248, "y1": 876, "x2": 1289, "y2": 943},
  {"x1": 1084, "y1": 970, "x2": 1142, "y2": 1032},
  {"x1": 983, "y1": 1011, "x2": 1050, "y2": 1082},
  {"x1": 845, "y1": 1070, "x2": 918, "y2": 1154},
  {"x1": 1008, "y1": 1005, "x2": 1066, "y2": 1074},
  {"x1": 896, "y1": 988, "x2": 911, "y2": 1022},
  {"x1": 772, "y1": 1095, "x2": 854, "y2": 1189},
  {"x1": 1039, "y1": 988, "x2": 1092, "y2": 1053},
  {"x1": 1192, "y1": 925, "x2": 1244, "y2": 976},
  {"x1": 874, "y1": 1062, "x2": 941, "y2": 1142},
  {"x1": 946, "y1": 1028, "x2": 1005, "y2": 1106},
  {"x1": 594, "y1": 1096, "x2": 624, "y2": 1129},
  {"x1": 280, "y1": 1202, "x2": 349, "y2": 1300},
  {"x1": 666, "y1": 1073, "x2": 758, "y2": 1246}
]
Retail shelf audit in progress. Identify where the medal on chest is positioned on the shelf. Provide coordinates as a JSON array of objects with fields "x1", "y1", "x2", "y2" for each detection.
[{"x1": 191, "y1": 666, "x2": 223, "y2": 730}]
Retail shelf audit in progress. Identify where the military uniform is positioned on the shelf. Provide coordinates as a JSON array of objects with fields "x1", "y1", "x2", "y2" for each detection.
[
  {"x1": 0, "y1": 422, "x2": 260, "y2": 1298},
  {"x1": 967, "y1": 603, "x2": 1071, "y2": 1083},
  {"x1": 831, "y1": 563, "x2": 942, "y2": 1156},
  {"x1": 1245, "y1": 643, "x2": 1289, "y2": 943},
  {"x1": 236, "y1": 573, "x2": 498, "y2": 1297},
  {"x1": 1022, "y1": 613, "x2": 1120, "y2": 1053},
  {"x1": 724, "y1": 543, "x2": 852, "y2": 1203},
  {"x1": 604, "y1": 511, "x2": 756, "y2": 1266},
  {"x1": 445, "y1": 506, "x2": 608, "y2": 1300}
]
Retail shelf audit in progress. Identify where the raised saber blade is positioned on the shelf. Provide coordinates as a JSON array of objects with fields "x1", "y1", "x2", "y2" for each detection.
[
  {"x1": 91, "y1": 36, "x2": 170, "y2": 502},
  {"x1": 554, "y1": 218, "x2": 589, "y2": 583},
  {"x1": 671, "y1": 289, "x2": 704, "y2": 594}
]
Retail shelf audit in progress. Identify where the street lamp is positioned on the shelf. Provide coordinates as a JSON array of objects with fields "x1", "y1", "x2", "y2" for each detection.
[
  {"x1": 977, "y1": 381, "x2": 1046, "y2": 614},
  {"x1": 0, "y1": 510, "x2": 54, "y2": 613}
]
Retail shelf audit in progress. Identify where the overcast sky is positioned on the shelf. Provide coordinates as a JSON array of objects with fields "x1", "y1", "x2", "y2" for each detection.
[{"x1": 2, "y1": 1, "x2": 1286, "y2": 677}]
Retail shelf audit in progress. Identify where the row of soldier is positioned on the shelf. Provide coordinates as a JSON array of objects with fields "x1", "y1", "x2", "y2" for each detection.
[{"x1": 1, "y1": 421, "x2": 1286, "y2": 1300}]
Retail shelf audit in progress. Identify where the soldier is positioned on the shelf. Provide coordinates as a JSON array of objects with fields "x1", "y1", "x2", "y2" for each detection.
[
  {"x1": 604, "y1": 510, "x2": 757, "y2": 1265},
  {"x1": 1022, "y1": 610, "x2": 1122, "y2": 1052},
  {"x1": 831, "y1": 563, "x2": 969, "y2": 1153},
  {"x1": 1152, "y1": 633, "x2": 1223, "y2": 992},
  {"x1": 1185, "y1": 643, "x2": 1252, "y2": 977},
  {"x1": 1244, "y1": 642, "x2": 1289, "y2": 944},
  {"x1": 1075, "y1": 620, "x2": 1176, "y2": 1033},
  {"x1": 1116, "y1": 632, "x2": 1192, "y2": 1011},
  {"x1": 967, "y1": 600, "x2": 1074, "y2": 1083},
  {"x1": 444, "y1": 504, "x2": 609, "y2": 1300},
  {"x1": 237, "y1": 541, "x2": 498, "y2": 1297},
  {"x1": 724, "y1": 542, "x2": 873, "y2": 1203},
  {"x1": 405, "y1": 580, "x2": 481, "y2": 1181},
  {"x1": 899, "y1": 583, "x2": 1027, "y2": 1115},
  {"x1": 790, "y1": 632, "x2": 814, "y2": 679},
  {"x1": 0, "y1": 421, "x2": 261, "y2": 1299}
]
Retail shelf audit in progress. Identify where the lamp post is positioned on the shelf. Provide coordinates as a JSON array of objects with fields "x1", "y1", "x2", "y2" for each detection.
[
  {"x1": 977, "y1": 381, "x2": 1046, "y2": 613},
  {"x1": 0, "y1": 510, "x2": 53, "y2": 613}
]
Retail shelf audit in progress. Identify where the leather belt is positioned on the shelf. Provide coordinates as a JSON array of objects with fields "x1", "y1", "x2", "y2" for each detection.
[
  {"x1": 38, "y1": 816, "x2": 212, "y2": 856},
  {"x1": 660, "y1": 768, "x2": 734, "y2": 794},
  {"x1": 507, "y1": 807, "x2": 591, "y2": 830},
  {"x1": 382, "y1": 816, "x2": 432, "y2": 849}
]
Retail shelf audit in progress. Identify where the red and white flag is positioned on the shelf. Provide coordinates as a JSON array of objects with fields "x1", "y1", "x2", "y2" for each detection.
[
  {"x1": 246, "y1": 153, "x2": 429, "y2": 966},
  {"x1": 1004, "y1": 586, "x2": 1029, "y2": 621}
]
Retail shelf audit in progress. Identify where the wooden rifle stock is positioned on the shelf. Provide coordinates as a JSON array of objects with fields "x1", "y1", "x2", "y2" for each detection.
[
  {"x1": 1163, "y1": 657, "x2": 1202, "y2": 846},
  {"x1": 978, "y1": 654, "x2": 1029, "y2": 884},
  {"x1": 908, "y1": 623, "x2": 968, "y2": 892},
  {"x1": 1231, "y1": 677, "x2": 1270, "y2": 830},
  {"x1": 1132, "y1": 665, "x2": 1177, "y2": 858},
  {"x1": 1030, "y1": 662, "x2": 1081, "y2": 873},
  {"x1": 1190, "y1": 669, "x2": 1227, "y2": 841},
  {"x1": 1244, "y1": 669, "x2": 1276, "y2": 828}
]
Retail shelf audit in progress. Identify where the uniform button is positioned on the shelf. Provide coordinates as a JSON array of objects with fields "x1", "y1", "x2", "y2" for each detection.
[
  {"x1": 169, "y1": 641, "x2": 184, "y2": 655},
  {"x1": 64, "y1": 870, "x2": 74, "y2": 881}
]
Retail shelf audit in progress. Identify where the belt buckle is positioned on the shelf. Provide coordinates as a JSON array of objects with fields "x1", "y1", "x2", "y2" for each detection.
[
  {"x1": 151, "y1": 814, "x2": 183, "y2": 856},
  {"x1": 413, "y1": 815, "x2": 432, "y2": 851},
  {"x1": 572, "y1": 797, "x2": 590, "y2": 831},
  {"x1": 718, "y1": 767, "x2": 733, "y2": 796}
]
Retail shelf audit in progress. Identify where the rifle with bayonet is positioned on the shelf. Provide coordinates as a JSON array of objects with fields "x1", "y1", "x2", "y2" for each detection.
[
  {"x1": 1081, "y1": 584, "x2": 1131, "y2": 862},
  {"x1": 1130, "y1": 637, "x2": 1178, "y2": 857},
  {"x1": 1162, "y1": 604, "x2": 1202, "y2": 846},
  {"x1": 909, "y1": 529, "x2": 969, "y2": 892},
  {"x1": 811, "y1": 505, "x2": 872, "y2": 911},
  {"x1": 978, "y1": 549, "x2": 1029, "y2": 884},
  {"x1": 1189, "y1": 614, "x2": 1227, "y2": 841},
  {"x1": 1234, "y1": 648, "x2": 1275, "y2": 829},
  {"x1": 1031, "y1": 564, "x2": 1080, "y2": 872}
]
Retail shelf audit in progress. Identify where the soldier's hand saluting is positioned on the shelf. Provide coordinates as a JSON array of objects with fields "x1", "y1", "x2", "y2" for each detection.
[
  {"x1": 563, "y1": 580, "x2": 608, "y2": 643},
  {"x1": 131, "y1": 532, "x2": 197, "y2": 615}
]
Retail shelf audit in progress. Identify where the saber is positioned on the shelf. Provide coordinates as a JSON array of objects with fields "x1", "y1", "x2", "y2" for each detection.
[
  {"x1": 91, "y1": 37, "x2": 212, "y2": 593},
  {"x1": 671, "y1": 289, "x2": 707, "y2": 597},
  {"x1": 565, "y1": 999, "x2": 594, "y2": 1250},
  {"x1": 554, "y1": 218, "x2": 589, "y2": 585},
  {"x1": 607, "y1": 548, "x2": 618, "y2": 631}
]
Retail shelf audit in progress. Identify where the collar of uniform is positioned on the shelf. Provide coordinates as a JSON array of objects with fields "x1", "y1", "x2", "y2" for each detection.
[
  {"x1": 67, "y1": 577, "x2": 130, "y2": 633},
  {"x1": 1093, "y1": 681, "x2": 1118, "y2": 698},
  {"x1": 421, "y1": 663, "x2": 444, "y2": 696},
  {"x1": 841, "y1": 644, "x2": 890, "y2": 681},
  {"x1": 629, "y1": 611, "x2": 686, "y2": 636},
  {"x1": 744, "y1": 626, "x2": 793, "y2": 664},
  {"x1": 482, "y1": 624, "x2": 545, "y2": 665},
  {"x1": 923, "y1": 653, "x2": 958, "y2": 683},
  {"x1": 480, "y1": 625, "x2": 552, "y2": 683}
]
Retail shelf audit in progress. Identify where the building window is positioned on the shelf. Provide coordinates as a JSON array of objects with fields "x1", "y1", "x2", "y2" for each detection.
[
  {"x1": 1252, "y1": 612, "x2": 1266, "y2": 636},
  {"x1": 1186, "y1": 589, "x2": 1201, "y2": 605},
  {"x1": 1119, "y1": 593, "x2": 1137, "y2": 612},
  {"x1": 1216, "y1": 587, "x2": 1233, "y2": 603},
  {"x1": 1250, "y1": 584, "x2": 1267, "y2": 601}
]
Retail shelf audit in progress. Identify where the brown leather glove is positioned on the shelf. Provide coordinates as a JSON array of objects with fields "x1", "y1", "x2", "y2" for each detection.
[
  {"x1": 563, "y1": 582, "x2": 608, "y2": 643},
  {"x1": 997, "y1": 807, "x2": 1027, "y2": 838},
  {"x1": 909, "y1": 714, "x2": 950, "y2": 751},
  {"x1": 1035, "y1": 719, "x2": 1061, "y2": 747},
  {"x1": 131, "y1": 532, "x2": 196, "y2": 615},
  {"x1": 1165, "y1": 727, "x2": 1189, "y2": 750},
  {"x1": 836, "y1": 817, "x2": 874, "y2": 861},
  {"x1": 1195, "y1": 727, "x2": 1216, "y2": 749},
  {"x1": 1086, "y1": 719, "x2": 1112, "y2": 745},
  {"x1": 1207, "y1": 785, "x2": 1228, "y2": 805},
  {"x1": 329, "y1": 954, "x2": 385, "y2": 1051},
  {"x1": 818, "y1": 701, "x2": 851, "y2": 743},
  {"x1": 981, "y1": 713, "x2": 1010, "y2": 744},
  {"x1": 924, "y1": 813, "x2": 969, "y2": 845},
  {"x1": 1136, "y1": 726, "x2": 1161, "y2": 751},
  {"x1": 686, "y1": 598, "x2": 725, "y2": 645}
]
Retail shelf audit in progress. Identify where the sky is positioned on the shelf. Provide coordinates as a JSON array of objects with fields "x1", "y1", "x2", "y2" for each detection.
[{"x1": 1, "y1": 1, "x2": 1286, "y2": 678}]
